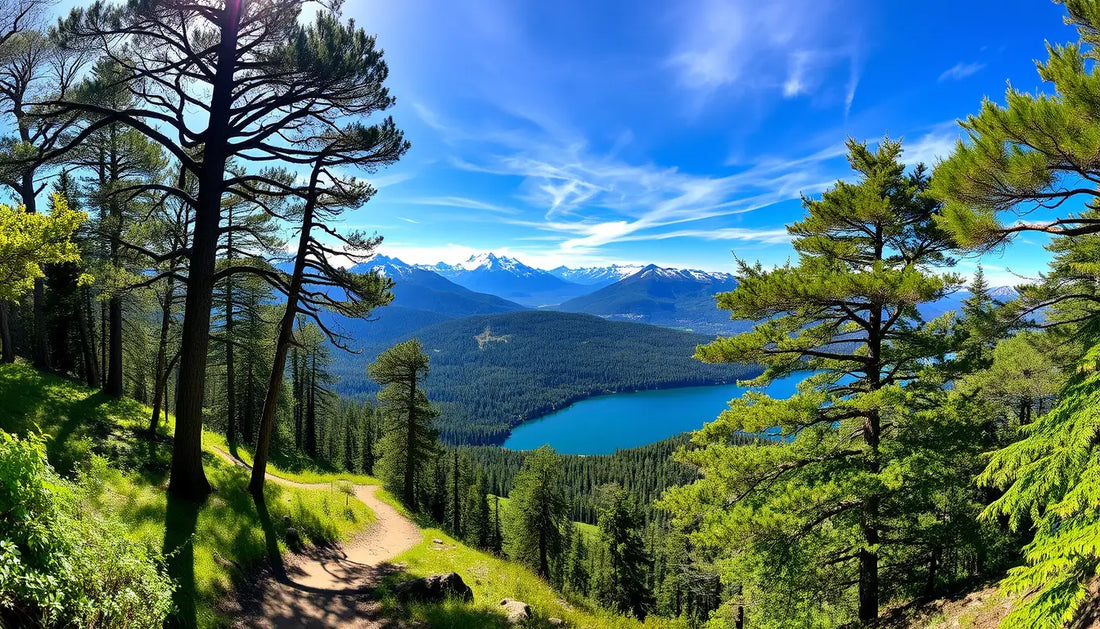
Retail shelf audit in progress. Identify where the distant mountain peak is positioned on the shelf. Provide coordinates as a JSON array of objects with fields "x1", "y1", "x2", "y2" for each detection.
[
  {"x1": 548, "y1": 263, "x2": 645, "y2": 286},
  {"x1": 631, "y1": 264, "x2": 735, "y2": 283}
]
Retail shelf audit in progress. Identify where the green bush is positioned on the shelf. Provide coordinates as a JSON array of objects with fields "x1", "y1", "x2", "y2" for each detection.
[{"x1": 0, "y1": 430, "x2": 173, "y2": 628}]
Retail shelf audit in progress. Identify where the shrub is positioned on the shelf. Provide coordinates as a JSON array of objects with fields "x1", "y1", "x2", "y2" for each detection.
[{"x1": 0, "y1": 430, "x2": 173, "y2": 628}]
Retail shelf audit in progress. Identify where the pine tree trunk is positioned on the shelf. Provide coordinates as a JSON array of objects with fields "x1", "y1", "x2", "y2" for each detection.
[
  {"x1": 77, "y1": 289, "x2": 99, "y2": 386},
  {"x1": 105, "y1": 295, "x2": 123, "y2": 396},
  {"x1": 149, "y1": 283, "x2": 173, "y2": 434},
  {"x1": 250, "y1": 165, "x2": 322, "y2": 496},
  {"x1": 0, "y1": 300, "x2": 13, "y2": 364},
  {"x1": 168, "y1": 0, "x2": 244, "y2": 501}
]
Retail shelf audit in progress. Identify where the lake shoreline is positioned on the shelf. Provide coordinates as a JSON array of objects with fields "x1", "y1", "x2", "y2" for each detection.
[{"x1": 501, "y1": 371, "x2": 803, "y2": 455}]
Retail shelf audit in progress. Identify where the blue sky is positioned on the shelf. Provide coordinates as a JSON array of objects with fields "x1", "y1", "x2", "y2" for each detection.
[{"x1": 333, "y1": 0, "x2": 1078, "y2": 284}]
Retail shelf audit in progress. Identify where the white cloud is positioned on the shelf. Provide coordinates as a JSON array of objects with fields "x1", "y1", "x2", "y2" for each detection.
[
  {"x1": 938, "y1": 61, "x2": 985, "y2": 82},
  {"x1": 450, "y1": 140, "x2": 848, "y2": 256},
  {"x1": 903, "y1": 124, "x2": 960, "y2": 167},
  {"x1": 668, "y1": 0, "x2": 865, "y2": 104},
  {"x1": 404, "y1": 196, "x2": 520, "y2": 214},
  {"x1": 783, "y1": 52, "x2": 813, "y2": 97}
]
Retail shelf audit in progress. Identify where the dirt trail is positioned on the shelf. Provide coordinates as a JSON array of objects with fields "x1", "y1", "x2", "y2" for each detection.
[{"x1": 210, "y1": 448, "x2": 421, "y2": 628}]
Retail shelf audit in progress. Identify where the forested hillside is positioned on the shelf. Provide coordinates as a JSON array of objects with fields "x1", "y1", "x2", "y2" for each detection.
[
  {"x1": 9, "y1": 0, "x2": 1100, "y2": 628},
  {"x1": 333, "y1": 310, "x2": 759, "y2": 444},
  {"x1": 464, "y1": 432, "x2": 753, "y2": 524}
]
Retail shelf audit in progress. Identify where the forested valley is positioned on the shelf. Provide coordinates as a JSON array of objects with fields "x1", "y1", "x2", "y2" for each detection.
[{"x1": 4, "y1": 0, "x2": 1100, "y2": 628}]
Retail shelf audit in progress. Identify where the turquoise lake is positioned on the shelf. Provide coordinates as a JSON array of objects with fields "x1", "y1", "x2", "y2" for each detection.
[{"x1": 502, "y1": 373, "x2": 807, "y2": 455}]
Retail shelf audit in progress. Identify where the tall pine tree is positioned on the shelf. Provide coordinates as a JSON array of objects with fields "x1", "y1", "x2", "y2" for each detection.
[
  {"x1": 662, "y1": 138, "x2": 960, "y2": 626},
  {"x1": 370, "y1": 339, "x2": 438, "y2": 507}
]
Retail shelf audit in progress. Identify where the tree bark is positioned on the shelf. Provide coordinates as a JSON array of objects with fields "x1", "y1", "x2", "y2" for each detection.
[
  {"x1": 149, "y1": 278, "x2": 174, "y2": 434},
  {"x1": 105, "y1": 295, "x2": 123, "y2": 396},
  {"x1": 0, "y1": 300, "x2": 13, "y2": 364},
  {"x1": 168, "y1": 0, "x2": 244, "y2": 501},
  {"x1": 76, "y1": 289, "x2": 99, "y2": 386},
  {"x1": 249, "y1": 165, "x2": 322, "y2": 496},
  {"x1": 224, "y1": 224, "x2": 237, "y2": 445}
]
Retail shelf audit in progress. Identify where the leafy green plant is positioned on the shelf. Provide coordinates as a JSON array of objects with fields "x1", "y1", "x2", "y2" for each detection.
[{"x1": 0, "y1": 430, "x2": 173, "y2": 628}]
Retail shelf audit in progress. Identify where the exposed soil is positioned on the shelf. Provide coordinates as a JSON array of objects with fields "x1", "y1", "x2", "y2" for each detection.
[{"x1": 210, "y1": 448, "x2": 421, "y2": 628}]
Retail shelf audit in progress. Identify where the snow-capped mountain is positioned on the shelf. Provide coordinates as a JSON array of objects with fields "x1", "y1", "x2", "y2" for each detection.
[
  {"x1": 361, "y1": 254, "x2": 418, "y2": 278},
  {"x1": 629, "y1": 264, "x2": 737, "y2": 284},
  {"x1": 548, "y1": 264, "x2": 644, "y2": 287},
  {"x1": 416, "y1": 253, "x2": 591, "y2": 307},
  {"x1": 429, "y1": 252, "x2": 550, "y2": 277},
  {"x1": 557, "y1": 264, "x2": 748, "y2": 334},
  {"x1": 329, "y1": 255, "x2": 526, "y2": 343}
]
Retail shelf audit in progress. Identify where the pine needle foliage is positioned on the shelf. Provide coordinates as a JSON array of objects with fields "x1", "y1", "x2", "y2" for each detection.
[
  {"x1": 661, "y1": 138, "x2": 964, "y2": 627},
  {"x1": 932, "y1": 0, "x2": 1100, "y2": 246},
  {"x1": 978, "y1": 340, "x2": 1100, "y2": 628}
]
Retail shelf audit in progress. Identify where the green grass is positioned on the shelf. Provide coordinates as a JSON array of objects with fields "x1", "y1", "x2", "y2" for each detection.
[
  {"x1": 203, "y1": 430, "x2": 381, "y2": 486},
  {"x1": 0, "y1": 363, "x2": 375, "y2": 628},
  {"x1": 382, "y1": 528, "x2": 677, "y2": 629}
]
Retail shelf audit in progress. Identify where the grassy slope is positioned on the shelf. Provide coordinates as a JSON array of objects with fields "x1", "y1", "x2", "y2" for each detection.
[
  {"x1": 388, "y1": 527, "x2": 677, "y2": 629},
  {"x1": 0, "y1": 363, "x2": 666, "y2": 628},
  {"x1": 378, "y1": 494, "x2": 671, "y2": 629},
  {"x1": 0, "y1": 363, "x2": 374, "y2": 628}
]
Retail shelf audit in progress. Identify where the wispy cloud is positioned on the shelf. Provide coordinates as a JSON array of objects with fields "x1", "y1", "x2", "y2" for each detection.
[
  {"x1": 938, "y1": 61, "x2": 985, "y2": 82},
  {"x1": 668, "y1": 0, "x2": 865, "y2": 106},
  {"x1": 902, "y1": 123, "x2": 960, "y2": 167},
  {"x1": 448, "y1": 139, "x2": 848, "y2": 255},
  {"x1": 404, "y1": 196, "x2": 520, "y2": 214}
]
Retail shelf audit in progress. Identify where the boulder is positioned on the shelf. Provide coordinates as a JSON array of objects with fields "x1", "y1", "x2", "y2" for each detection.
[
  {"x1": 548, "y1": 619, "x2": 565, "y2": 627},
  {"x1": 394, "y1": 572, "x2": 474, "y2": 604},
  {"x1": 284, "y1": 527, "x2": 300, "y2": 547},
  {"x1": 499, "y1": 598, "x2": 532, "y2": 625}
]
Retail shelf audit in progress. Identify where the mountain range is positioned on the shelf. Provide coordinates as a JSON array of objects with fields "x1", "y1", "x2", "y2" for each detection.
[
  {"x1": 557, "y1": 264, "x2": 749, "y2": 334},
  {"x1": 310, "y1": 253, "x2": 1022, "y2": 350},
  {"x1": 420, "y1": 253, "x2": 590, "y2": 307}
]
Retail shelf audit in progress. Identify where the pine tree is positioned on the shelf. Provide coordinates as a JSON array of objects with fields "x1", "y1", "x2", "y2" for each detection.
[
  {"x1": 370, "y1": 339, "x2": 439, "y2": 508},
  {"x1": 465, "y1": 472, "x2": 493, "y2": 549},
  {"x1": 593, "y1": 485, "x2": 652, "y2": 619},
  {"x1": 506, "y1": 446, "x2": 569, "y2": 579},
  {"x1": 564, "y1": 524, "x2": 590, "y2": 597},
  {"x1": 0, "y1": 25, "x2": 83, "y2": 369},
  {"x1": 977, "y1": 340, "x2": 1100, "y2": 628},
  {"x1": 932, "y1": 1, "x2": 1100, "y2": 246},
  {"x1": 661, "y1": 139, "x2": 961, "y2": 626},
  {"x1": 491, "y1": 495, "x2": 504, "y2": 555},
  {"x1": 451, "y1": 449, "x2": 462, "y2": 536},
  {"x1": 53, "y1": 0, "x2": 407, "y2": 500}
]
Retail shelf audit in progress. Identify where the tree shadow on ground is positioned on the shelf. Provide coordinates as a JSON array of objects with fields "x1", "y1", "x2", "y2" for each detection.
[{"x1": 163, "y1": 494, "x2": 201, "y2": 629}]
